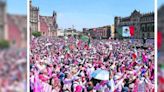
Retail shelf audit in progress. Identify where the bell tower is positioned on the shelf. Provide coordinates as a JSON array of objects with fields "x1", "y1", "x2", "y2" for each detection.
[{"x1": 0, "y1": 0, "x2": 6, "y2": 39}]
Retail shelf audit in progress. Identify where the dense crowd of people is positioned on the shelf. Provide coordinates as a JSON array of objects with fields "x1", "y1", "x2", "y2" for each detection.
[
  {"x1": 30, "y1": 36, "x2": 154, "y2": 92},
  {"x1": 0, "y1": 48, "x2": 27, "y2": 92},
  {"x1": 158, "y1": 52, "x2": 164, "y2": 92},
  {"x1": 158, "y1": 31, "x2": 164, "y2": 92}
]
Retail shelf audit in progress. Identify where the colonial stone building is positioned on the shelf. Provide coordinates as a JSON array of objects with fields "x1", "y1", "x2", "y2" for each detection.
[
  {"x1": 30, "y1": 0, "x2": 58, "y2": 37},
  {"x1": 83, "y1": 25, "x2": 111, "y2": 39},
  {"x1": 0, "y1": 1, "x2": 6, "y2": 39},
  {"x1": 158, "y1": 5, "x2": 164, "y2": 51},
  {"x1": 30, "y1": 1, "x2": 39, "y2": 33},
  {"x1": 7, "y1": 14, "x2": 27, "y2": 47},
  {"x1": 0, "y1": 1, "x2": 27, "y2": 48},
  {"x1": 114, "y1": 10, "x2": 154, "y2": 39},
  {"x1": 64, "y1": 28, "x2": 77, "y2": 36}
]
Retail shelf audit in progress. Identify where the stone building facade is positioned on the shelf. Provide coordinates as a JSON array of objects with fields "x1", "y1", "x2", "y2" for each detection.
[
  {"x1": 83, "y1": 25, "x2": 111, "y2": 39},
  {"x1": 0, "y1": 1, "x2": 27, "y2": 48},
  {"x1": 158, "y1": 5, "x2": 164, "y2": 51},
  {"x1": 30, "y1": 0, "x2": 58, "y2": 37},
  {"x1": 114, "y1": 10, "x2": 154, "y2": 39},
  {"x1": 30, "y1": 1, "x2": 39, "y2": 33},
  {"x1": 0, "y1": 1, "x2": 6, "y2": 39}
]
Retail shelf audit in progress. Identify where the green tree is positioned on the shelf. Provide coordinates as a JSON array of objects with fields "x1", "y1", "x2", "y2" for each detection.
[
  {"x1": 32, "y1": 31, "x2": 41, "y2": 37},
  {"x1": 0, "y1": 39, "x2": 10, "y2": 49}
]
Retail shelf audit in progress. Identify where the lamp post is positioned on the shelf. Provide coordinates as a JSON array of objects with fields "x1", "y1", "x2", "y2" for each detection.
[{"x1": 72, "y1": 25, "x2": 74, "y2": 37}]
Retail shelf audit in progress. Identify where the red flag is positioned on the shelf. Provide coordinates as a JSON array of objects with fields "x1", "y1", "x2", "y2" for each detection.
[
  {"x1": 84, "y1": 44, "x2": 89, "y2": 49},
  {"x1": 132, "y1": 53, "x2": 137, "y2": 59},
  {"x1": 158, "y1": 31, "x2": 162, "y2": 48},
  {"x1": 77, "y1": 40, "x2": 82, "y2": 47},
  {"x1": 129, "y1": 26, "x2": 135, "y2": 36}
]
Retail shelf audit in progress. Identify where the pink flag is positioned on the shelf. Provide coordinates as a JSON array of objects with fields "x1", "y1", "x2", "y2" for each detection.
[
  {"x1": 75, "y1": 85, "x2": 83, "y2": 92},
  {"x1": 42, "y1": 82, "x2": 52, "y2": 92},
  {"x1": 133, "y1": 80, "x2": 139, "y2": 92},
  {"x1": 48, "y1": 67, "x2": 52, "y2": 77},
  {"x1": 142, "y1": 53, "x2": 147, "y2": 63},
  {"x1": 34, "y1": 74, "x2": 42, "y2": 92},
  {"x1": 39, "y1": 74, "x2": 49, "y2": 82}
]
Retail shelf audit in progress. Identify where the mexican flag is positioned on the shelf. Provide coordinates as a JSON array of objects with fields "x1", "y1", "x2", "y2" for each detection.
[
  {"x1": 117, "y1": 26, "x2": 135, "y2": 37},
  {"x1": 81, "y1": 35, "x2": 89, "y2": 42},
  {"x1": 132, "y1": 46, "x2": 137, "y2": 60},
  {"x1": 65, "y1": 45, "x2": 70, "y2": 52},
  {"x1": 160, "y1": 64, "x2": 164, "y2": 77}
]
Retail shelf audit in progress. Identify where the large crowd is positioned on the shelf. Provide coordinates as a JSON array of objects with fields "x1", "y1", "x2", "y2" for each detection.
[
  {"x1": 158, "y1": 52, "x2": 164, "y2": 92},
  {"x1": 0, "y1": 48, "x2": 27, "y2": 92},
  {"x1": 30, "y1": 36, "x2": 154, "y2": 92}
]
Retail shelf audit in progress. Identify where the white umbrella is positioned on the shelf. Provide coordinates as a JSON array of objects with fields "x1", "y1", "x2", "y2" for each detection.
[
  {"x1": 91, "y1": 69, "x2": 109, "y2": 80},
  {"x1": 45, "y1": 43, "x2": 52, "y2": 46},
  {"x1": 16, "y1": 58, "x2": 26, "y2": 65}
]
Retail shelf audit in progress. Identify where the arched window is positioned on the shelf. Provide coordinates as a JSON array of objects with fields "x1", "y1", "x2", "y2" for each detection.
[
  {"x1": 142, "y1": 33, "x2": 145, "y2": 38},
  {"x1": 147, "y1": 33, "x2": 150, "y2": 38}
]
